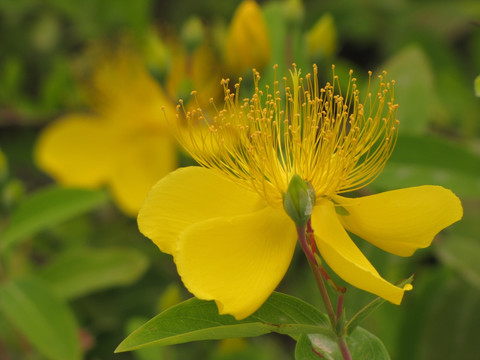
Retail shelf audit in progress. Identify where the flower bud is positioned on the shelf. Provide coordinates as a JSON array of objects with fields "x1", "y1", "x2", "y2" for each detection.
[
  {"x1": 305, "y1": 13, "x2": 337, "y2": 60},
  {"x1": 283, "y1": 174, "x2": 316, "y2": 226},
  {"x1": 224, "y1": 0, "x2": 271, "y2": 75},
  {"x1": 284, "y1": 0, "x2": 305, "y2": 28}
]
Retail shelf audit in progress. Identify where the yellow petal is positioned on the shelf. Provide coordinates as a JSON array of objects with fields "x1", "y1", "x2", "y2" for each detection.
[
  {"x1": 108, "y1": 133, "x2": 177, "y2": 216},
  {"x1": 138, "y1": 167, "x2": 266, "y2": 255},
  {"x1": 312, "y1": 200, "x2": 411, "y2": 304},
  {"x1": 335, "y1": 186, "x2": 463, "y2": 256},
  {"x1": 35, "y1": 114, "x2": 113, "y2": 187},
  {"x1": 175, "y1": 206, "x2": 297, "y2": 320}
]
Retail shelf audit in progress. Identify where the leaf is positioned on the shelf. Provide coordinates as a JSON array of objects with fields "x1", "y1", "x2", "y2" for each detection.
[
  {"x1": 1, "y1": 186, "x2": 108, "y2": 252},
  {"x1": 343, "y1": 276, "x2": 414, "y2": 336},
  {"x1": 0, "y1": 276, "x2": 81, "y2": 360},
  {"x1": 295, "y1": 328, "x2": 390, "y2": 360},
  {"x1": 39, "y1": 247, "x2": 149, "y2": 300},
  {"x1": 382, "y1": 44, "x2": 435, "y2": 135},
  {"x1": 435, "y1": 236, "x2": 480, "y2": 289},
  {"x1": 126, "y1": 317, "x2": 167, "y2": 360},
  {"x1": 116, "y1": 292, "x2": 333, "y2": 353},
  {"x1": 372, "y1": 134, "x2": 480, "y2": 196}
]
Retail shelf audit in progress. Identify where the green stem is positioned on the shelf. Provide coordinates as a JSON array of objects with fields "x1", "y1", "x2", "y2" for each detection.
[{"x1": 296, "y1": 224, "x2": 352, "y2": 360}]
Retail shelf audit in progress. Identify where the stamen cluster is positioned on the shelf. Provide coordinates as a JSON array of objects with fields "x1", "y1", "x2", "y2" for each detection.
[{"x1": 176, "y1": 64, "x2": 399, "y2": 208}]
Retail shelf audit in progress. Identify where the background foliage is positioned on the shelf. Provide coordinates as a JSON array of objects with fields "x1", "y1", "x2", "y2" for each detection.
[{"x1": 1, "y1": 0, "x2": 480, "y2": 359}]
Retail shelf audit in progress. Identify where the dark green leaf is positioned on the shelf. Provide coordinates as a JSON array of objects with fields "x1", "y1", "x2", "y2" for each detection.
[
  {"x1": 116, "y1": 292, "x2": 333, "y2": 353},
  {"x1": 295, "y1": 328, "x2": 390, "y2": 360},
  {"x1": 0, "y1": 276, "x2": 81, "y2": 360},
  {"x1": 39, "y1": 247, "x2": 149, "y2": 300},
  {"x1": 1, "y1": 186, "x2": 108, "y2": 251}
]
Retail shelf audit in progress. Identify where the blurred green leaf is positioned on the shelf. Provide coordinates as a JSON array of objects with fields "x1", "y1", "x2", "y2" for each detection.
[
  {"x1": 372, "y1": 135, "x2": 480, "y2": 196},
  {"x1": 382, "y1": 44, "x2": 435, "y2": 135},
  {"x1": 435, "y1": 236, "x2": 480, "y2": 289},
  {"x1": 39, "y1": 247, "x2": 149, "y2": 300},
  {"x1": 0, "y1": 276, "x2": 81, "y2": 360},
  {"x1": 1, "y1": 186, "x2": 108, "y2": 252},
  {"x1": 344, "y1": 276, "x2": 413, "y2": 336},
  {"x1": 262, "y1": 2, "x2": 287, "y2": 83},
  {"x1": 116, "y1": 292, "x2": 333, "y2": 353},
  {"x1": 398, "y1": 271, "x2": 480, "y2": 360},
  {"x1": 295, "y1": 328, "x2": 390, "y2": 360}
]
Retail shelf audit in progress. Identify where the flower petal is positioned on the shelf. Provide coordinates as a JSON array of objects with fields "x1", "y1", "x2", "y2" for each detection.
[
  {"x1": 138, "y1": 167, "x2": 266, "y2": 255},
  {"x1": 312, "y1": 200, "x2": 411, "y2": 304},
  {"x1": 175, "y1": 206, "x2": 297, "y2": 320},
  {"x1": 108, "y1": 133, "x2": 177, "y2": 216},
  {"x1": 35, "y1": 114, "x2": 113, "y2": 187},
  {"x1": 335, "y1": 186, "x2": 463, "y2": 256}
]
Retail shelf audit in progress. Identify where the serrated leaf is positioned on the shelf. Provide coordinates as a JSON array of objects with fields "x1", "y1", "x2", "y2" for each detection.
[
  {"x1": 116, "y1": 292, "x2": 333, "y2": 353},
  {"x1": 344, "y1": 276, "x2": 413, "y2": 336},
  {"x1": 39, "y1": 247, "x2": 149, "y2": 300},
  {"x1": 372, "y1": 134, "x2": 480, "y2": 196},
  {"x1": 0, "y1": 276, "x2": 81, "y2": 360},
  {"x1": 295, "y1": 328, "x2": 390, "y2": 360},
  {"x1": 1, "y1": 186, "x2": 108, "y2": 251},
  {"x1": 382, "y1": 45, "x2": 435, "y2": 135}
]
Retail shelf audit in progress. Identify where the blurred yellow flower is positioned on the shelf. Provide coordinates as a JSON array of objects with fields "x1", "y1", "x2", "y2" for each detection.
[
  {"x1": 35, "y1": 51, "x2": 177, "y2": 216},
  {"x1": 138, "y1": 65, "x2": 462, "y2": 319},
  {"x1": 224, "y1": 0, "x2": 271, "y2": 75}
]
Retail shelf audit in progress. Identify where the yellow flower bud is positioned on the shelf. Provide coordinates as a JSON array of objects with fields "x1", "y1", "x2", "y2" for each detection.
[
  {"x1": 224, "y1": 0, "x2": 271, "y2": 75},
  {"x1": 141, "y1": 29, "x2": 171, "y2": 81},
  {"x1": 306, "y1": 13, "x2": 337, "y2": 60}
]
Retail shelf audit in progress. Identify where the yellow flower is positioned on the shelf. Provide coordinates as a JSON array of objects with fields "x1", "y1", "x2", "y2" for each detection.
[
  {"x1": 35, "y1": 51, "x2": 177, "y2": 216},
  {"x1": 138, "y1": 65, "x2": 463, "y2": 320},
  {"x1": 224, "y1": 0, "x2": 271, "y2": 75}
]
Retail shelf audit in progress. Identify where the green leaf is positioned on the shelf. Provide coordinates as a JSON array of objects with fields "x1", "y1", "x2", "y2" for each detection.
[
  {"x1": 382, "y1": 44, "x2": 435, "y2": 135},
  {"x1": 0, "y1": 276, "x2": 81, "y2": 360},
  {"x1": 295, "y1": 328, "x2": 390, "y2": 360},
  {"x1": 372, "y1": 134, "x2": 480, "y2": 196},
  {"x1": 344, "y1": 276, "x2": 413, "y2": 336},
  {"x1": 126, "y1": 317, "x2": 167, "y2": 360},
  {"x1": 1, "y1": 186, "x2": 108, "y2": 251},
  {"x1": 39, "y1": 247, "x2": 149, "y2": 300},
  {"x1": 435, "y1": 236, "x2": 480, "y2": 289},
  {"x1": 116, "y1": 292, "x2": 333, "y2": 353}
]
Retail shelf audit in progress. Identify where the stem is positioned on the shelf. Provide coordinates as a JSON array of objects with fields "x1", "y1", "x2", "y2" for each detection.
[
  {"x1": 296, "y1": 224, "x2": 352, "y2": 360},
  {"x1": 296, "y1": 225, "x2": 336, "y2": 329},
  {"x1": 338, "y1": 337, "x2": 353, "y2": 360}
]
